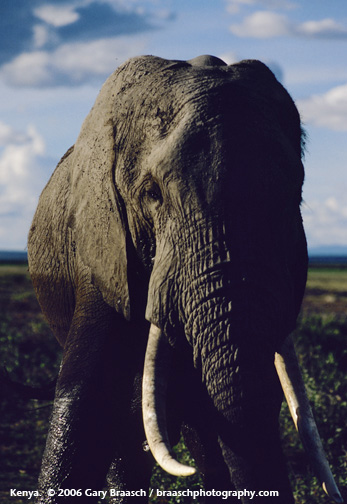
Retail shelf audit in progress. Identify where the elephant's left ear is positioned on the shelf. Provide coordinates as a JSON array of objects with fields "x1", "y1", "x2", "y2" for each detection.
[{"x1": 68, "y1": 69, "x2": 131, "y2": 320}]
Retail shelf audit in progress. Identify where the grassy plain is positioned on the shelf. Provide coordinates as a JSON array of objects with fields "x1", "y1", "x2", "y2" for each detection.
[{"x1": 0, "y1": 263, "x2": 346, "y2": 503}]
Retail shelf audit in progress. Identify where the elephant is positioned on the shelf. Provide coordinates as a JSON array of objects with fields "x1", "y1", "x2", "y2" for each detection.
[{"x1": 27, "y1": 54, "x2": 342, "y2": 503}]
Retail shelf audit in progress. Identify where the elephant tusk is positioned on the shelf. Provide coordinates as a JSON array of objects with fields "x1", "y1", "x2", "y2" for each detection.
[
  {"x1": 275, "y1": 336, "x2": 343, "y2": 503},
  {"x1": 142, "y1": 324, "x2": 196, "y2": 477}
]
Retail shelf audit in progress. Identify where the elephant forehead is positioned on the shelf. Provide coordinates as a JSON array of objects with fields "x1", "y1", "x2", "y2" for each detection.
[
  {"x1": 107, "y1": 55, "x2": 301, "y2": 158},
  {"x1": 115, "y1": 92, "x2": 223, "y2": 184},
  {"x1": 147, "y1": 108, "x2": 220, "y2": 161},
  {"x1": 112, "y1": 57, "x2": 303, "y2": 199},
  {"x1": 114, "y1": 69, "x2": 279, "y2": 155},
  {"x1": 130, "y1": 113, "x2": 225, "y2": 200}
]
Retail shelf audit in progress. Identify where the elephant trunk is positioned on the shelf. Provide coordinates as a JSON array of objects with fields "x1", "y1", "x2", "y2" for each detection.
[
  {"x1": 181, "y1": 251, "x2": 286, "y2": 419},
  {"x1": 143, "y1": 218, "x2": 342, "y2": 501},
  {"x1": 142, "y1": 325, "x2": 342, "y2": 501}
]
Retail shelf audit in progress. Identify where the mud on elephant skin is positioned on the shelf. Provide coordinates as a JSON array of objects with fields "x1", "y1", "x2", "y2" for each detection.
[{"x1": 28, "y1": 54, "x2": 342, "y2": 503}]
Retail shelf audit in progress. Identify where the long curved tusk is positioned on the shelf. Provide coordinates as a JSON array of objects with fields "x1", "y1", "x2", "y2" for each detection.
[
  {"x1": 275, "y1": 336, "x2": 343, "y2": 503},
  {"x1": 142, "y1": 323, "x2": 196, "y2": 477}
]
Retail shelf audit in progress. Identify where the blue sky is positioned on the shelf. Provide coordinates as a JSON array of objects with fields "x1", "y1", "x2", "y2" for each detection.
[{"x1": 1, "y1": 0, "x2": 347, "y2": 250}]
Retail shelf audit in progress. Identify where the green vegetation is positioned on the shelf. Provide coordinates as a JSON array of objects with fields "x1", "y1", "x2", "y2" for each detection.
[
  {"x1": 1, "y1": 264, "x2": 346, "y2": 502},
  {"x1": 0, "y1": 264, "x2": 62, "y2": 503}
]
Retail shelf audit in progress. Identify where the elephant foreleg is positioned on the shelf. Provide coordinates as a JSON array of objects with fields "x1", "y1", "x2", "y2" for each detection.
[
  {"x1": 36, "y1": 292, "x2": 152, "y2": 503},
  {"x1": 217, "y1": 410, "x2": 294, "y2": 504},
  {"x1": 37, "y1": 310, "x2": 117, "y2": 501}
]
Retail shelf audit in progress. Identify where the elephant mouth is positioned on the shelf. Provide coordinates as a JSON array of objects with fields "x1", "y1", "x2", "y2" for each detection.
[{"x1": 142, "y1": 323, "x2": 343, "y2": 502}]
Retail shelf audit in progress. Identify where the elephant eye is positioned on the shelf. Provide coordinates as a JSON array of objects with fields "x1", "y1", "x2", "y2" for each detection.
[{"x1": 146, "y1": 183, "x2": 162, "y2": 203}]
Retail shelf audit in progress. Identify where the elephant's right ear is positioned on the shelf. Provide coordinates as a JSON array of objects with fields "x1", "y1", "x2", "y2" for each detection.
[{"x1": 67, "y1": 70, "x2": 131, "y2": 320}]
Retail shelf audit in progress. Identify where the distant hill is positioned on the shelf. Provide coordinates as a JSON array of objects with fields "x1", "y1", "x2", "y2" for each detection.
[
  {"x1": 309, "y1": 245, "x2": 347, "y2": 257},
  {"x1": 1, "y1": 245, "x2": 346, "y2": 265},
  {"x1": 0, "y1": 250, "x2": 28, "y2": 263}
]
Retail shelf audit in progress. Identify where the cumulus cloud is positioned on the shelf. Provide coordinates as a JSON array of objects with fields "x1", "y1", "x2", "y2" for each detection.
[
  {"x1": 34, "y1": 4, "x2": 81, "y2": 28},
  {"x1": 0, "y1": 124, "x2": 45, "y2": 210},
  {"x1": 218, "y1": 52, "x2": 284, "y2": 82},
  {"x1": 0, "y1": 0, "x2": 163, "y2": 85},
  {"x1": 0, "y1": 36, "x2": 146, "y2": 87},
  {"x1": 302, "y1": 197, "x2": 347, "y2": 248},
  {"x1": 226, "y1": 0, "x2": 257, "y2": 14},
  {"x1": 230, "y1": 11, "x2": 290, "y2": 38},
  {"x1": 297, "y1": 83, "x2": 347, "y2": 131},
  {"x1": 226, "y1": 0, "x2": 296, "y2": 14},
  {"x1": 32, "y1": 24, "x2": 57, "y2": 49},
  {"x1": 217, "y1": 51, "x2": 239, "y2": 65},
  {"x1": 0, "y1": 121, "x2": 32, "y2": 146},
  {"x1": 230, "y1": 11, "x2": 347, "y2": 39},
  {"x1": 0, "y1": 123, "x2": 51, "y2": 249},
  {"x1": 298, "y1": 18, "x2": 347, "y2": 38}
]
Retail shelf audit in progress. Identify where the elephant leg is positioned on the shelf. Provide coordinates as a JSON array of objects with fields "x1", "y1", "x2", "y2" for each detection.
[
  {"x1": 218, "y1": 416, "x2": 293, "y2": 503},
  {"x1": 214, "y1": 370, "x2": 294, "y2": 504},
  {"x1": 106, "y1": 436, "x2": 153, "y2": 502},
  {"x1": 106, "y1": 373, "x2": 154, "y2": 503},
  {"x1": 182, "y1": 422, "x2": 233, "y2": 500},
  {"x1": 37, "y1": 344, "x2": 115, "y2": 500},
  {"x1": 36, "y1": 291, "x2": 152, "y2": 503},
  {"x1": 180, "y1": 373, "x2": 233, "y2": 501},
  {"x1": 182, "y1": 354, "x2": 293, "y2": 503}
]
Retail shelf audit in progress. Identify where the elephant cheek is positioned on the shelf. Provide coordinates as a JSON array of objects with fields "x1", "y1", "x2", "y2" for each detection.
[
  {"x1": 145, "y1": 273, "x2": 181, "y2": 346},
  {"x1": 144, "y1": 237, "x2": 182, "y2": 343}
]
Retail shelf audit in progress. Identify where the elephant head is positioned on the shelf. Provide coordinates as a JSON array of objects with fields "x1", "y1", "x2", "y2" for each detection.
[{"x1": 28, "y1": 55, "x2": 342, "y2": 503}]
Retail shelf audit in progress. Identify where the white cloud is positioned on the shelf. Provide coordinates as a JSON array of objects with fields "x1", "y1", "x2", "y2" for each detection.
[
  {"x1": 302, "y1": 197, "x2": 347, "y2": 247},
  {"x1": 32, "y1": 24, "x2": 60, "y2": 49},
  {"x1": 298, "y1": 18, "x2": 347, "y2": 38},
  {"x1": 217, "y1": 52, "x2": 284, "y2": 82},
  {"x1": 0, "y1": 52, "x2": 52, "y2": 87},
  {"x1": 217, "y1": 51, "x2": 239, "y2": 65},
  {"x1": 34, "y1": 4, "x2": 80, "y2": 28},
  {"x1": 0, "y1": 125, "x2": 45, "y2": 210},
  {"x1": 226, "y1": 0, "x2": 257, "y2": 15},
  {"x1": 230, "y1": 11, "x2": 347, "y2": 39},
  {"x1": 226, "y1": 0, "x2": 296, "y2": 14},
  {"x1": 297, "y1": 83, "x2": 347, "y2": 131},
  {"x1": 0, "y1": 36, "x2": 146, "y2": 87},
  {"x1": 33, "y1": 25, "x2": 49, "y2": 49},
  {"x1": 0, "y1": 121, "x2": 31, "y2": 146},
  {"x1": 0, "y1": 124, "x2": 50, "y2": 249},
  {"x1": 230, "y1": 11, "x2": 291, "y2": 38}
]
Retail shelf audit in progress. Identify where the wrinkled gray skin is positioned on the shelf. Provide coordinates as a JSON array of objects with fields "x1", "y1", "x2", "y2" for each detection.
[{"x1": 28, "y1": 55, "x2": 307, "y2": 503}]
